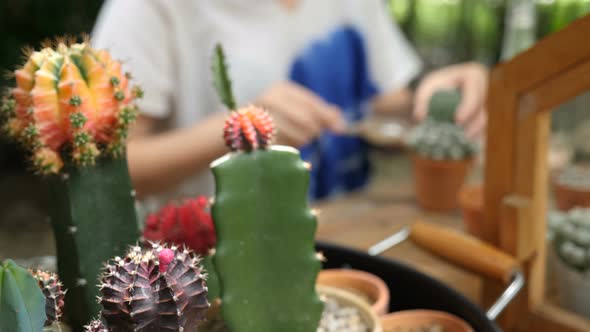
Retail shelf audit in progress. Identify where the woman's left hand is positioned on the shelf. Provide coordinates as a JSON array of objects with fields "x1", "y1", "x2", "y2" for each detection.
[{"x1": 413, "y1": 62, "x2": 489, "y2": 139}]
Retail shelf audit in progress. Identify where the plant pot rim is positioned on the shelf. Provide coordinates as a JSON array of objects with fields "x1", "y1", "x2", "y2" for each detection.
[
  {"x1": 411, "y1": 153, "x2": 474, "y2": 168},
  {"x1": 380, "y1": 309, "x2": 474, "y2": 332},
  {"x1": 317, "y1": 285, "x2": 382, "y2": 332},
  {"x1": 553, "y1": 177, "x2": 590, "y2": 194},
  {"x1": 317, "y1": 268, "x2": 390, "y2": 316}
]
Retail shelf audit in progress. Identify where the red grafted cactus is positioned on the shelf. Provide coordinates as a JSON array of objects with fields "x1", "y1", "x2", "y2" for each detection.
[
  {"x1": 31, "y1": 270, "x2": 66, "y2": 326},
  {"x1": 0, "y1": 39, "x2": 143, "y2": 174},
  {"x1": 97, "y1": 243, "x2": 209, "y2": 332},
  {"x1": 143, "y1": 196, "x2": 217, "y2": 256},
  {"x1": 223, "y1": 105, "x2": 274, "y2": 152}
]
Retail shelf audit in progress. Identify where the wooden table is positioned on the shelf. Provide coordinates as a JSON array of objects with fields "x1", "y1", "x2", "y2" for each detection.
[{"x1": 313, "y1": 153, "x2": 483, "y2": 306}]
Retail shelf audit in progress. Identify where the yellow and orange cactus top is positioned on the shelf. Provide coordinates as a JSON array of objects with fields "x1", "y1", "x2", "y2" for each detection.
[{"x1": 1, "y1": 41, "x2": 143, "y2": 174}]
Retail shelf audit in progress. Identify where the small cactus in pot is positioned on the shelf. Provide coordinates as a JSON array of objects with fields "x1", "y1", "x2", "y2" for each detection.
[
  {"x1": 0, "y1": 39, "x2": 142, "y2": 328},
  {"x1": 91, "y1": 243, "x2": 210, "y2": 332},
  {"x1": 553, "y1": 164, "x2": 590, "y2": 210},
  {"x1": 406, "y1": 90, "x2": 477, "y2": 212},
  {"x1": 548, "y1": 208, "x2": 590, "y2": 317}
]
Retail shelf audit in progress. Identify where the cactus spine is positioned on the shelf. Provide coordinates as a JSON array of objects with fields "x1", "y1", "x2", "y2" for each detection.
[
  {"x1": 31, "y1": 270, "x2": 66, "y2": 327},
  {"x1": 210, "y1": 45, "x2": 323, "y2": 331},
  {"x1": 1, "y1": 40, "x2": 142, "y2": 329}
]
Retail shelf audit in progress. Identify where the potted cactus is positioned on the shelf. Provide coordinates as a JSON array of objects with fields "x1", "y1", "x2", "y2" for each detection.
[
  {"x1": 548, "y1": 208, "x2": 590, "y2": 318},
  {"x1": 0, "y1": 39, "x2": 142, "y2": 328},
  {"x1": 553, "y1": 164, "x2": 590, "y2": 210},
  {"x1": 0, "y1": 260, "x2": 66, "y2": 332},
  {"x1": 406, "y1": 90, "x2": 477, "y2": 212}
]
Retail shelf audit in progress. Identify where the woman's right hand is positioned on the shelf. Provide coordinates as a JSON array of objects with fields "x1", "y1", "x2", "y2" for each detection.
[{"x1": 255, "y1": 81, "x2": 345, "y2": 147}]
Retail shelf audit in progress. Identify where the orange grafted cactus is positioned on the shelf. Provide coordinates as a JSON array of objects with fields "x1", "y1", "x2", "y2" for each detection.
[{"x1": 0, "y1": 41, "x2": 143, "y2": 174}]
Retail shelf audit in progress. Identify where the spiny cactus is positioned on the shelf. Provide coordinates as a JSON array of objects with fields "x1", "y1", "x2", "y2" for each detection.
[
  {"x1": 31, "y1": 270, "x2": 66, "y2": 327},
  {"x1": 549, "y1": 208, "x2": 590, "y2": 272},
  {"x1": 143, "y1": 196, "x2": 217, "y2": 256},
  {"x1": 84, "y1": 319, "x2": 107, "y2": 332},
  {"x1": 1, "y1": 39, "x2": 141, "y2": 329},
  {"x1": 407, "y1": 120, "x2": 476, "y2": 160},
  {"x1": 1, "y1": 39, "x2": 143, "y2": 174},
  {"x1": 96, "y1": 243, "x2": 210, "y2": 332},
  {"x1": 210, "y1": 45, "x2": 323, "y2": 331}
]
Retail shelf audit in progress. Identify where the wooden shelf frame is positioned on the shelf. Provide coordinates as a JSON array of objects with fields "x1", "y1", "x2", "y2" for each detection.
[{"x1": 484, "y1": 14, "x2": 590, "y2": 332}]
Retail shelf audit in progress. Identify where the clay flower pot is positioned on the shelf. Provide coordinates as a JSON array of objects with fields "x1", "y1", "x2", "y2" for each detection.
[
  {"x1": 458, "y1": 184, "x2": 484, "y2": 238},
  {"x1": 317, "y1": 269, "x2": 390, "y2": 315},
  {"x1": 411, "y1": 154, "x2": 473, "y2": 212},
  {"x1": 553, "y1": 180, "x2": 590, "y2": 211},
  {"x1": 317, "y1": 285, "x2": 383, "y2": 332},
  {"x1": 380, "y1": 310, "x2": 473, "y2": 332}
]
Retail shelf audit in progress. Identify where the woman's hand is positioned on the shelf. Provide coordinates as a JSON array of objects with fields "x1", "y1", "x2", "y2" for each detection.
[
  {"x1": 255, "y1": 81, "x2": 345, "y2": 147},
  {"x1": 414, "y1": 62, "x2": 489, "y2": 139}
]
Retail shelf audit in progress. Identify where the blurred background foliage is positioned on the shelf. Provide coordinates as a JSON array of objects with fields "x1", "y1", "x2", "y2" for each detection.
[{"x1": 0, "y1": 0, "x2": 589, "y2": 170}]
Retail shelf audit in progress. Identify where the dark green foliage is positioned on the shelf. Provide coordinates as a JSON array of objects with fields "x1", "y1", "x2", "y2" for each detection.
[
  {"x1": 0, "y1": 260, "x2": 46, "y2": 332},
  {"x1": 211, "y1": 44, "x2": 237, "y2": 110},
  {"x1": 211, "y1": 147, "x2": 323, "y2": 332},
  {"x1": 46, "y1": 157, "x2": 139, "y2": 330}
]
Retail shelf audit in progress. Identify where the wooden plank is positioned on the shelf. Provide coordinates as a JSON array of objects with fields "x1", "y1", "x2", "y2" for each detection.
[
  {"x1": 528, "y1": 304, "x2": 590, "y2": 332},
  {"x1": 522, "y1": 58, "x2": 590, "y2": 113},
  {"x1": 496, "y1": 14, "x2": 590, "y2": 93},
  {"x1": 483, "y1": 70, "x2": 518, "y2": 245}
]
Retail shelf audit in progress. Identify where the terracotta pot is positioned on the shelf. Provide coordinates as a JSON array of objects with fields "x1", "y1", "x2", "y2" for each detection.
[
  {"x1": 553, "y1": 180, "x2": 590, "y2": 211},
  {"x1": 411, "y1": 154, "x2": 473, "y2": 212},
  {"x1": 381, "y1": 310, "x2": 473, "y2": 332},
  {"x1": 458, "y1": 184, "x2": 484, "y2": 238},
  {"x1": 317, "y1": 285, "x2": 383, "y2": 332},
  {"x1": 317, "y1": 269, "x2": 390, "y2": 315}
]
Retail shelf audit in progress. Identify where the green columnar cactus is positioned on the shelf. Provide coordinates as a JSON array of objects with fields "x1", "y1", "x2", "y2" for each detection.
[
  {"x1": 549, "y1": 208, "x2": 590, "y2": 272},
  {"x1": 0, "y1": 40, "x2": 142, "y2": 329},
  {"x1": 0, "y1": 260, "x2": 47, "y2": 332},
  {"x1": 209, "y1": 45, "x2": 323, "y2": 331}
]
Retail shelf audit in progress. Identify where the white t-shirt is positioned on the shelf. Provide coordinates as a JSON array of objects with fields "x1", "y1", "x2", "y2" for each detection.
[{"x1": 92, "y1": 0, "x2": 421, "y2": 210}]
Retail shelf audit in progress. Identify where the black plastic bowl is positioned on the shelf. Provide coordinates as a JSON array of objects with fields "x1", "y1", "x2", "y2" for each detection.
[{"x1": 317, "y1": 241, "x2": 501, "y2": 332}]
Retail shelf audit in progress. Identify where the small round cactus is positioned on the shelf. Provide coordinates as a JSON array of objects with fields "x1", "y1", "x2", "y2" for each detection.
[
  {"x1": 143, "y1": 196, "x2": 217, "y2": 256},
  {"x1": 0, "y1": 39, "x2": 143, "y2": 174},
  {"x1": 549, "y1": 208, "x2": 590, "y2": 272},
  {"x1": 406, "y1": 120, "x2": 476, "y2": 160},
  {"x1": 223, "y1": 105, "x2": 274, "y2": 152},
  {"x1": 31, "y1": 270, "x2": 66, "y2": 327},
  {"x1": 97, "y1": 243, "x2": 210, "y2": 331},
  {"x1": 84, "y1": 319, "x2": 107, "y2": 332}
]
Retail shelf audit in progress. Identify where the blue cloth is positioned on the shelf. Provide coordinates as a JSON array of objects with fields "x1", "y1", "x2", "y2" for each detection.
[{"x1": 289, "y1": 26, "x2": 379, "y2": 200}]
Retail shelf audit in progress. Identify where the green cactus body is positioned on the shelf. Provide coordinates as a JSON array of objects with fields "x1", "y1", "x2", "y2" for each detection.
[
  {"x1": 211, "y1": 146, "x2": 323, "y2": 332},
  {"x1": 427, "y1": 89, "x2": 461, "y2": 124},
  {"x1": 0, "y1": 260, "x2": 46, "y2": 332},
  {"x1": 202, "y1": 255, "x2": 220, "y2": 301},
  {"x1": 47, "y1": 157, "x2": 139, "y2": 329}
]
